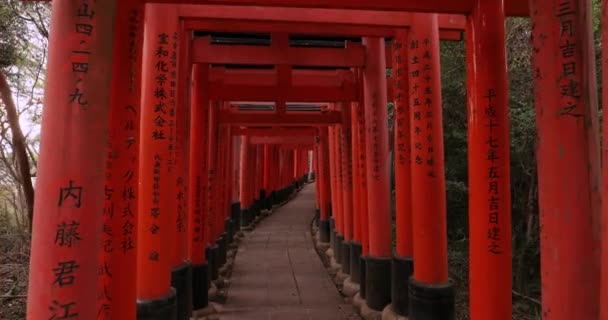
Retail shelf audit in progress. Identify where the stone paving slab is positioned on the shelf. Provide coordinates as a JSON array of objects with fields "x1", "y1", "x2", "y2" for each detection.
[{"x1": 219, "y1": 184, "x2": 360, "y2": 320}]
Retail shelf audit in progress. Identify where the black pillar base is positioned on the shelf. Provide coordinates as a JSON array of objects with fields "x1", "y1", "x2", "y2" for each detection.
[
  {"x1": 216, "y1": 234, "x2": 227, "y2": 266},
  {"x1": 240, "y1": 209, "x2": 250, "y2": 227},
  {"x1": 409, "y1": 278, "x2": 455, "y2": 320},
  {"x1": 329, "y1": 218, "x2": 336, "y2": 246},
  {"x1": 171, "y1": 262, "x2": 193, "y2": 320},
  {"x1": 252, "y1": 199, "x2": 261, "y2": 217},
  {"x1": 137, "y1": 288, "x2": 177, "y2": 320},
  {"x1": 335, "y1": 235, "x2": 344, "y2": 264},
  {"x1": 360, "y1": 256, "x2": 367, "y2": 299},
  {"x1": 259, "y1": 189, "x2": 267, "y2": 211},
  {"x1": 319, "y1": 219, "x2": 330, "y2": 243},
  {"x1": 267, "y1": 191, "x2": 275, "y2": 209},
  {"x1": 350, "y1": 242, "x2": 362, "y2": 283},
  {"x1": 231, "y1": 202, "x2": 241, "y2": 233},
  {"x1": 392, "y1": 256, "x2": 414, "y2": 316},
  {"x1": 205, "y1": 245, "x2": 219, "y2": 280},
  {"x1": 365, "y1": 256, "x2": 392, "y2": 311},
  {"x1": 341, "y1": 241, "x2": 352, "y2": 275},
  {"x1": 192, "y1": 263, "x2": 209, "y2": 310},
  {"x1": 225, "y1": 217, "x2": 233, "y2": 244}
]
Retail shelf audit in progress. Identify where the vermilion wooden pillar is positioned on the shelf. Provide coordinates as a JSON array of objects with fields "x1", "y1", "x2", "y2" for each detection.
[
  {"x1": 318, "y1": 128, "x2": 332, "y2": 243},
  {"x1": 239, "y1": 136, "x2": 252, "y2": 227},
  {"x1": 171, "y1": 20, "x2": 192, "y2": 320},
  {"x1": 314, "y1": 141, "x2": 322, "y2": 217},
  {"x1": 407, "y1": 13, "x2": 454, "y2": 318},
  {"x1": 275, "y1": 145, "x2": 282, "y2": 198},
  {"x1": 263, "y1": 144, "x2": 271, "y2": 209},
  {"x1": 223, "y1": 127, "x2": 234, "y2": 244},
  {"x1": 602, "y1": 3, "x2": 608, "y2": 318},
  {"x1": 340, "y1": 104, "x2": 355, "y2": 275},
  {"x1": 206, "y1": 101, "x2": 220, "y2": 282},
  {"x1": 230, "y1": 136, "x2": 241, "y2": 232},
  {"x1": 293, "y1": 148, "x2": 298, "y2": 183},
  {"x1": 349, "y1": 102, "x2": 363, "y2": 285},
  {"x1": 135, "y1": 4, "x2": 178, "y2": 318},
  {"x1": 26, "y1": 1, "x2": 117, "y2": 319},
  {"x1": 354, "y1": 75, "x2": 371, "y2": 299},
  {"x1": 530, "y1": 0, "x2": 601, "y2": 319},
  {"x1": 256, "y1": 144, "x2": 265, "y2": 211},
  {"x1": 362, "y1": 36, "x2": 392, "y2": 311},
  {"x1": 214, "y1": 126, "x2": 229, "y2": 267},
  {"x1": 329, "y1": 127, "x2": 344, "y2": 265},
  {"x1": 98, "y1": 2, "x2": 143, "y2": 319},
  {"x1": 389, "y1": 28, "x2": 414, "y2": 317},
  {"x1": 188, "y1": 64, "x2": 210, "y2": 310},
  {"x1": 467, "y1": 2, "x2": 511, "y2": 319}
]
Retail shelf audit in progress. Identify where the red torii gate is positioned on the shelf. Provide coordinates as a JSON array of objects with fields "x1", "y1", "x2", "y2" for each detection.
[{"x1": 25, "y1": 1, "x2": 604, "y2": 320}]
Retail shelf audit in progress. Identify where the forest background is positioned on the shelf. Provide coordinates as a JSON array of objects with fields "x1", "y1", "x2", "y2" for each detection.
[{"x1": 0, "y1": 1, "x2": 603, "y2": 319}]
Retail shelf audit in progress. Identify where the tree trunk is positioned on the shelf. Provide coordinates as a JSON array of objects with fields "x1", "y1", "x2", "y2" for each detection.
[{"x1": 0, "y1": 71, "x2": 34, "y2": 232}]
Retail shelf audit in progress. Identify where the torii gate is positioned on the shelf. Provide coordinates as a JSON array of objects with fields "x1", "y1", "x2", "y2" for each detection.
[{"x1": 25, "y1": 1, "x2": 603, "y2": 320}]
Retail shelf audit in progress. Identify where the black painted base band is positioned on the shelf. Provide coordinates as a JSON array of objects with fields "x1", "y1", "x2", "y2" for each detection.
[
  {"x1": 392, "y1": 256, "x2": 414, "y2": 316},
  {"x1": 216, "y1": 234, "x2": 227, "y2": 266},
  {"x1": 360, "y1": 256, "x2": 367, "y2": 299},
  {"x1": 365, "y1": 256, "x2": 392, "y2": 311},
  {"x1": 240, "y1": 209, "x2": 251, "y2": 227},
  {"x1": 267, "y1": 191, "x2": 275, "y2": 209},
  {"x1": 205, "y1": 245, "x2": 219, "y2": 280},
  {"x1": 224, "y1": 217, "x2": 233, "y2": 244},
  {"x1": 350, "y1": 242, "x2": 362, "y2": 284},
  {"x1": 249, "y1": 201, "x2": 257, "y2": 219},
  {"x1": 335, "y1": 235, "x2": 344, "y2": 264},
  {"x1": 319, "y1": 219, "x2": 330, "y2": 243},
  {"x1": 231, "y1": 202, "x2": 241, "y2": 233},
  {"x1": 171, "y1": 262, "x2": 193, "y2": 320},
  {"x1": 137, "y1": 288, "x2": 177, "y2": 320},
  {"x1": 409, "y1": 278, "x2": 455, "y2": 320},
  {"x1": 192, "y1": 263, "x2": 209, "y2": 310},
  {"x1": 329, "y1": 218, "x2": 336, "y2": 251},
  {"x1": 341, "y1": 241, "x2": 352, "y2": 275},
  {"x1": 330, "y1": 229, "x2": 337, "y2": 255}
]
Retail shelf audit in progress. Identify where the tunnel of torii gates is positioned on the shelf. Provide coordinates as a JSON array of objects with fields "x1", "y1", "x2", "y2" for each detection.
[{"x1": 21, "y1": 0, "x2": 608, "y2": 319}]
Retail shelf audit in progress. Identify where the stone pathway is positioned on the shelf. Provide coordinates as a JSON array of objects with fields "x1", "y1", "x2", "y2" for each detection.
[{"x1": 218, "y1": 184, "x2": 360, "y2": 320}]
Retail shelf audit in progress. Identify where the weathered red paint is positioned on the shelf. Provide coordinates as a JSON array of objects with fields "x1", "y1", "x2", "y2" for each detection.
[
  {"x1": 167, "y1": 1, "x2": 529, "y2": 16},
  {"x1": 171, "y1": 19, "x2": 188, "y2": 270},
  {"x1": 362, "y1": 37, "x2": 391, "y2": 258},
  {"x1": 239, "y1": 136, "x2": 252, "y2": 209},
  {"x1": 467, "y1": 1, "x2": 512, "y2": 318},
  {"x1": 97, "y1": 1, "x2": 143, "y2": 318},
  {"x1": 136, "y1": 3, "x2": 179, "y2": 301},
  {"x1": 340, "y1": 104, "x2": 354, "y2": 241},
  {"x1": 350, "y1": 103, "x2": 362, "y2": 243},
  {"x1": 26, "y1": 1, "x2": 117, "y2": 319},
  {"x1": 602, "y1": 1, "x2": 608, "y2": 316},
  {"x1": 188, "y1": 64, "x2": 209, "y2": 264},
  {"x1": 392, "y1": 28, "x2": 413, "y2": 259},
  {"x1": 193, "y1": 39, "x2": 365, "y2": 67},
  {"x1": 530, "y1": 0, "x2": 602, "y2": 318},
  {"x1": 219, "y1": 111, "x2": 342, "y2": 126},
  {"x1": 207, "y1": 101, "x2": 220, "y2": 240},
  {"x1": 408, "y1": 14, "x2": 449, "y2": 284},
  {"x1": 318, "y1": 129, "x2": 331, "y2": 222}
]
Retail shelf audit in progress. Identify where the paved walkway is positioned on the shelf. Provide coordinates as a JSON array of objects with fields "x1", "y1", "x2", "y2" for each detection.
[{"x1": 219, "y1": 183, "x2": 360, "y2": 320}]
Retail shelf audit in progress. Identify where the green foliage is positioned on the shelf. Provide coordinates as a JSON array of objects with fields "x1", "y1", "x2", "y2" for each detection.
[{"x1": 0, "y1": 2, "x2": 24, "y2": 69}]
